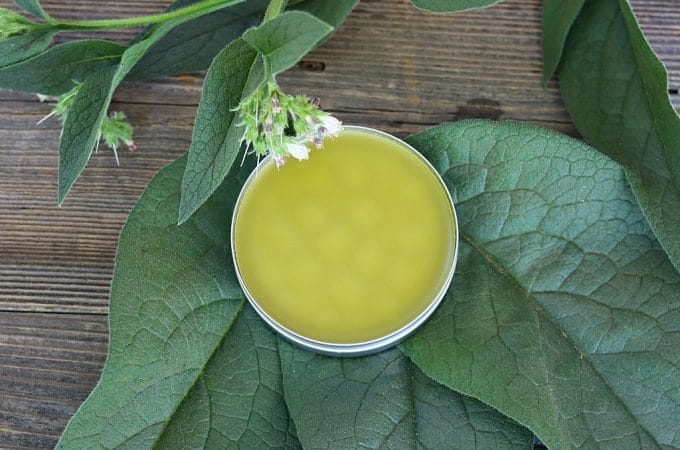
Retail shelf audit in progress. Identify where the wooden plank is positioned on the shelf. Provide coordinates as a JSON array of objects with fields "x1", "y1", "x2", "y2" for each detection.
[{"x1": 0, "y1": 312, "x2": 107, "y2": 449}]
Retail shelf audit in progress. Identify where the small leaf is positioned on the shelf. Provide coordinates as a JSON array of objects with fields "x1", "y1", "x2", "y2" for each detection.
[
  {"x1": 178, "y1": 38, "x2": 264, "y2": 224},
  {"x1": 57, "y1": 156, "x2": 300, "y2": 448},
  {"x1": 411, "y1": 0, "x2": 502, "y2": 13},
  {"x1": 0, "y1": 39, "x2": 125, "y2": 95},
  {"x1": 57, "y1": 66, "x2": 117, "y2": 203},
  {"x1": 559, "y1": 0, "x2": 680, "y2": 272},
  {"x1": 242, "y1": 10, "x2": 333, "y2": 74},
  {"x1": 127, "y1": 0, "x2": 269, "y2": 80},
  {"x1": 12, "y1": 0, "x2": 51, "y2": 20},
  {"x1": 541, "y1": 0, "x2": 585, "y2": 85},
  {"x1": 402, "y1": 120, "x2": 680, "y2": 450},
  {"x1": 279, "y1": 342, "x2": 533, "y2": 449},
  {"x1": 0, "y1": 30, "x2": 55, "y2": 68}
]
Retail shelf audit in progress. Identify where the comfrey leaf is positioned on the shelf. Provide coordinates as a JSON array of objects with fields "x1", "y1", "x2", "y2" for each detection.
[
  {"x1": 178, "y1": 38, "x2": 263, "y2": 224},
  {"x1": 0, "y1": 39, "x2": 126, "y2": 96},
  {"x1": 558, "y1": 0, "x2": 680, "y2": 272},
  {"x1": 541, "y1": 0, "x2": 585, "y2": 85},
  {"x1": 403, "y1": 120, "x2": 680, "y2": 450},
  {"x1": 242, "y1": 10, "x2": 333, "y2": 74},
  {"x1": 56, "y1": 156, "x2": 300, "y2": 449},
  {"x1": 0, "y1": 30, "x2": 55, "y2": 68}
]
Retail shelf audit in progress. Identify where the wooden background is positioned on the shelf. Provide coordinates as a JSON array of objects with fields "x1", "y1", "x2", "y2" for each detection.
[{"x1": 0, "y1": 0, "x2": 678, "y2": 447}]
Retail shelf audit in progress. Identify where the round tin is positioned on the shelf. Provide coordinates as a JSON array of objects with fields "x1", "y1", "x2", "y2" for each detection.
[{"x1": 231, "y1": 126, "x2": 459, "y2": 356}]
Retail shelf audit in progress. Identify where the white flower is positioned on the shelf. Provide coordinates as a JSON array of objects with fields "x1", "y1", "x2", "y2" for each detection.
[
  {"x1": 286, "y1": 142, "x2": 310, "y2": 161},
  {"x1": 319, "y1": 114, "x2": 342, "y2": 136}
]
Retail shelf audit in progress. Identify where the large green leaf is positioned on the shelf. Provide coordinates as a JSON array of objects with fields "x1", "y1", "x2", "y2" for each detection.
[
  {"x1": 401, "y1": 120, "x2": 680, "y2": 449},
  {"x1": 541, "y1": 0, "x2": 585, "y2": 85},
  {"x1": 411, "y1": 0, "x2": 502, "y2": 13},
  {"x1": 0, "y1": 30, "x2": 55, "y2": 68},
  {"x1": 0, "y1": 39, "x2": 125, "y2": 95},
  {"x1": 242, "y1": 10, "x2": 333, "y2": 74},
  {"x1": 177, "y1": 38, "x2": 263, "y2": 224},
  {"x1": 280, "y1": 342, "x2": 533, "y2": 449},
  {"x1": 57, "y1": 156, "x2": 300, "y2": 448},
  {"x1": 558, "y1": 0, "x2": 680, "y2": 272}
]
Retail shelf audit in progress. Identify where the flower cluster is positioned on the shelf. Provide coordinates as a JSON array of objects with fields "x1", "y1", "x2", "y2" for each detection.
[
  {"x1": 235, "y1": 81, "x2": 342, "y2": 168},
  {"x1": 39, "y1": 86, "x2": 135, "y2": 164}
]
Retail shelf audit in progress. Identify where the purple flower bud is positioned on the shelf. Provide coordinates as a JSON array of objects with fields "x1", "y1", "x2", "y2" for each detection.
[
  {"x1": 272, "y1": 94, "x2": 282, "y2": 114},
  {"x1": 273, "y1": 153, "x2": 286, "y2": 168},
  {"x1": 264, "y1": 114, "x2": 273, "y2": 135},
  {"x1": 312, "y1": 97, "x2": 321, "y2": 107}
]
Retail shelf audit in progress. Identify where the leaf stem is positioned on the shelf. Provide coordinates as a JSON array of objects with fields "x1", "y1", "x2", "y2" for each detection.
[
  {"x1": 263, "y1": 0, "x2": 288, "y2": 23},
  {"x1": 35, "y1": 0, "x2": 244, "y2": 31}
]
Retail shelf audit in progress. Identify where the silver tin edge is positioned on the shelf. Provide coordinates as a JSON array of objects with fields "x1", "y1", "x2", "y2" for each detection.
[{"x1": 230, "y1": 125, "x2": 460, "y2": 356}]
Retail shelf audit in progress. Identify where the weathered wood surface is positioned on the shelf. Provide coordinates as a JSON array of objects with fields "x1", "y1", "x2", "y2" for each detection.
[{"x1": 0, "y1": 0, "x2": 678, "y2": 447}]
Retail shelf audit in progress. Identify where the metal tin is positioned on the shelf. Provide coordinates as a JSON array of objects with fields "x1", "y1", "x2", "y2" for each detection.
[{"x1": 231, "y1": 126, "x2": 459, "y2": 356}]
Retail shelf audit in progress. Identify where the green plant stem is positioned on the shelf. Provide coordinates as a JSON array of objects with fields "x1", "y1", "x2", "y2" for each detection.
[
  {"x1": 34, "y1": 0, "x2": 243, "y2": 31},
  {"x1": 262, "y1": 0, "x2": 288, "y2": 80},
  {"x1": 263, "y1": 0, "x2": 288, "y2": 22}
]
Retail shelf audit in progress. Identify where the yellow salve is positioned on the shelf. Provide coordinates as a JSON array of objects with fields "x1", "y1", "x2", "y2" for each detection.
[{"x1": 233, "y1": 128, "x2": 456, "y2": 344}]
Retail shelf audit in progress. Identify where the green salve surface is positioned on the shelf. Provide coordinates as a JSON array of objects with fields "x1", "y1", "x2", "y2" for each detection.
[{"x1": 234, "y1": 128, "x2": 456, "y2": 344}]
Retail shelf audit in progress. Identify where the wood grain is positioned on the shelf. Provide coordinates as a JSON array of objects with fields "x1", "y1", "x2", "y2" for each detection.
[{"x1": 0, "y1": 0, "x2": 678, "y2": 447}]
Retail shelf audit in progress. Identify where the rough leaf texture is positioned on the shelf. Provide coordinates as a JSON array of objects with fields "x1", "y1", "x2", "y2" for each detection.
[
  {"x1": 402, "y1": 120, "x2": 680, "y2": 450},
  {"x1": 57, "y1": 157, "x2": 299, "y2": 449},
  {"x1": 280, "y1": 342, "x2": 533, "y2": 449},
  {"x1": 0, "y1": 30, "x2": 55, "y2": 68},
  {"x1": 58, "y1": 66, "x2": 117, "y2": 202},
  {"x1": 558, "y1": 0, "x2": 680, "y2": 272},
  {"x1": 242, "y1": 11, "x2": 333, "y2": 74},
  {"x1": 178, "y1": 38, "x2": 263, "y2": 224},
  {"x1": 0, "y1": 40, "x2": 125, "y2": 95}
]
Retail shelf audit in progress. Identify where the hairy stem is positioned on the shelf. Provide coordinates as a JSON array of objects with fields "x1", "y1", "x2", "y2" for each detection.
[
  {"x1": 35, "y1": 0, "x2": 243, "y2": 31},
  {"x1": 263, "y1": 0, "x2": 288, "y2": 22}
]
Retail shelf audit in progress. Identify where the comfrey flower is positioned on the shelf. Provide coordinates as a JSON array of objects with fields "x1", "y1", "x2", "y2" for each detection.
[
  {"x1": 38, "y1": 86, "x2": 135, "y2": 164},
  {"x1": 234, "y1": 81, "x2": 342, "y2": 168}
]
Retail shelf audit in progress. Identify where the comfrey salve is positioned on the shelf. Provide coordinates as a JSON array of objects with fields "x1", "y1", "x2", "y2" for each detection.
[{"x1": 232, "y1": 126, "x2": 458, "y2": 355}]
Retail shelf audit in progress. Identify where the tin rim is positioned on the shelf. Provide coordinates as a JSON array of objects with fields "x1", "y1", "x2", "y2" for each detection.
[{"x1": 230, "y1": 125, "x2": 459, "y2": 356}]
